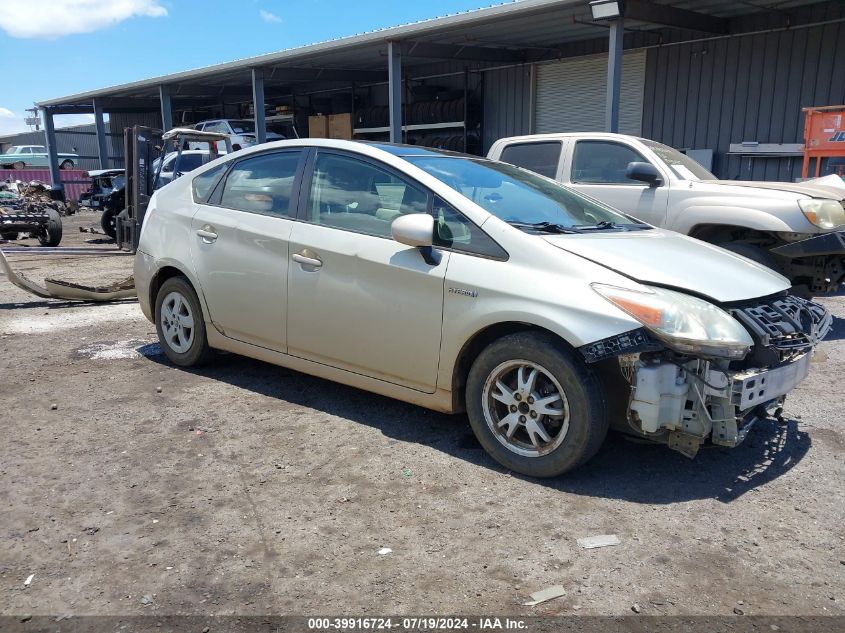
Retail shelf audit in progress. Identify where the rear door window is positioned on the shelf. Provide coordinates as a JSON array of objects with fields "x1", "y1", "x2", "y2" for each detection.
[
  {"x1": 219, "y1": 150, "x2": 303, "y2": 217},
  {"x1": 499, "y1": 141, "x2": 562, "y2": 179}
]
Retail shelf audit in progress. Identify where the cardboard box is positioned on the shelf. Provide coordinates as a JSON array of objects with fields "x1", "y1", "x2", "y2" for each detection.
[
  {"x1": 308, "y1": 115, "x2": 329, "y2": 138},
  {"x1": 328, "y1": 113, "x2": 353, "y2": 140}
]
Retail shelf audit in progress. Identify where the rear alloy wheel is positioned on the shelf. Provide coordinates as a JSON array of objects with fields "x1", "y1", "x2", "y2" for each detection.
[
  {"x1": 12, "y1": 161, "x2": 25, "y2": 170},
  {"x1": 155, "y1": 276, "x2": 213, "y2": 367},
  {"x1": 466, "y1": 332, "x2": 608, "y2": 477},
  {"x1": 60, "y1": 159, "x2": 74, "y2": 170}
]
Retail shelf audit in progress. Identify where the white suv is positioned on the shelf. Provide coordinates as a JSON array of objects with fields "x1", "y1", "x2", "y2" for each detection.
[{"x1": 134, "y1": 139, "x2": 830, "y2": 477}]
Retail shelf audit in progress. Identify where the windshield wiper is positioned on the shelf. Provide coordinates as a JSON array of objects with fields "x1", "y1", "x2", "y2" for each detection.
[
  {"x1": 571, "y1": 220, "x2": 652, "y2": 231},
  {"x1": 507, "y1": 221, "x2": 583, "y2": 234}
]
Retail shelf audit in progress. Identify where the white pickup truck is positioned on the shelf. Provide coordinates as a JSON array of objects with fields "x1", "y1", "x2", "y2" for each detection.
[{"x1": 488, "y1": 133, "x2": 845, "y2": 294}]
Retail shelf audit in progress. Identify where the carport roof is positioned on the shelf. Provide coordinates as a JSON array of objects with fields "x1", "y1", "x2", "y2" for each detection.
[{"x1": 37, "y1": 0, "x2": 826, "y2": 108}]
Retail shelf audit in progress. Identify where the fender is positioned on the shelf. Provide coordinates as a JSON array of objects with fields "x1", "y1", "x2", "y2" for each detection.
[{"x1": 670, "y1": 204, "x2": 799, "y2": 236}]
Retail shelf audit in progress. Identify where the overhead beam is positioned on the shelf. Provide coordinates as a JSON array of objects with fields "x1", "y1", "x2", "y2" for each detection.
[
  {"x1": 268, "y1": 67, "x2": 387, "y2": 82},
  {"x1": 625, "y1": 0, "x2": 729, "y2": 34},
  {"x1": 401, "y1": 40, "x2": 525, "y2": 63}
]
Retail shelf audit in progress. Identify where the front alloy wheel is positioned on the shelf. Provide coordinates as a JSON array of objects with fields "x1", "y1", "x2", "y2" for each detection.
[
  {"x1": 483, "y1": 360, "x2": 570, "y2": 457},
  {"x1": 466, "y1": 332, "x2": 608, "y2": 477}
]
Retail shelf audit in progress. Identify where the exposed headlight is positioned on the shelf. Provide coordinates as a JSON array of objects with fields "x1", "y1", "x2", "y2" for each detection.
[
  {"x1": 799, "y1": 198, "x2": 845, "y2": 229},
  {"x1": 592, "y1": 284, "x2": 753, "y2": 359},
  {"x1": 241, "y1": 136, "x2": 256, "y2": 145}
]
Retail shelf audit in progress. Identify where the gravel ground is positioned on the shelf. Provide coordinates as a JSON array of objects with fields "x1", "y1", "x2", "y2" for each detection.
[{"x1": 0, "y1": 211, "x2": 843, "y2": 618}]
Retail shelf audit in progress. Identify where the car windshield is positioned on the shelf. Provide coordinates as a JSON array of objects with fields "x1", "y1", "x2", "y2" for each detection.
[
  {"x1": 406, "y1": 155, "x2": 639, "y2": 228},
  {"x1": 230, "y1": 120, "x2": 256, "y2": 134},
  {"x1": 641, "y1": 139, "x2": 716, "y2": 181}
]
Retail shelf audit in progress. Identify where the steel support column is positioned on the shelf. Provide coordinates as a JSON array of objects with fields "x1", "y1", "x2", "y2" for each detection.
[
  {"x1": 387, "y1": 41, "x2": 402, "y2": 143},
  {"x1": 252, "y1": 68, "x2": 266, "y2": 144},
  {"x1": 605, "y1": 18, "x2": 624, "y2": 133},
  {"x1": 159, "y1": 85, "x2": 173, "y2": 130},
  {"x1": 93, "y1": 98, "x2": 109, "y2": 169},
  {"x1": 41, "y1": 107, "x2": 62, "y2": 193}
]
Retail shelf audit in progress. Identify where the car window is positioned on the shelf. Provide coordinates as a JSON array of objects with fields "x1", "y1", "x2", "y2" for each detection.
[
  {"x1": 306, "y1": 152, "x2": 428, "y2": 238},
  {"x1": 433, "y1": 196, "x2": 507, "y2": 259},
  {"x1": 571, "y1": 140, "x2": 648, "y2": 184},
  {"x1": 219, "y1": 151, "x2": 302, "y2": 217},
  {"x1": 21, "y1": 147, "x2": 32, "y2": 154},
  {"x1": 230, "y1": 120, "x2": 256, "y2": 134},
  {"x1": 192, "y1": 162, "x2": 228, "y2": 203},
  {"x1": 175, "y1": 153, "x2": 205, "y2": 173},
  {"x1": 204, "y1": 121, "x2": 228, "y2": 134},
  {"x1": 499, "y1": 142, "x2": 562, "y2": 179}
]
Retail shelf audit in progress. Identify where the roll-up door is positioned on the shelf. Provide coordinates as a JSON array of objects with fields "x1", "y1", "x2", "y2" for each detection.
[{"x1": 535, "y1": 50, "x2": 646, "y2": 135}]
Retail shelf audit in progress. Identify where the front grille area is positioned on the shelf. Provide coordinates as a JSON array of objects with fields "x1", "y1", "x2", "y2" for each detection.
[{"x1": 731, "y1": 295, "x2": 832, "y2": 366}]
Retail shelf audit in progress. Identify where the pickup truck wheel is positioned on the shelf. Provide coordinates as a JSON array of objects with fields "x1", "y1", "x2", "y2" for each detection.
[
  {"x1": 101, "y1": 207, "x2": 117, "y2": 239},
  {"x1": 37, "y1": 209, "x2": 63, "y2": 246},
  {"x1": 466, "y1": 332, "x2": 608, "y2": 478},
  {"x1": 155, "y1": 277, "x2": 214, "y2": 367},
  {"x1": 60, "y1": 160, "x2": 74, "y2": 170},
  {"x1": 12, "y1": 161, "x2": 25, "y2": 170}
]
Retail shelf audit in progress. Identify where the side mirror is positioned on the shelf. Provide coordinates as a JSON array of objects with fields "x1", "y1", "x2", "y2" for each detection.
[
  {"x1": 391, "y1": 213, "x2": 440, "y2": 265},
  {"x1": 391, "y1": 213, "x2": 434, "y2": 247},
  {"x1": 626, "y1": 161, "x2": 663, "y2": 187}
]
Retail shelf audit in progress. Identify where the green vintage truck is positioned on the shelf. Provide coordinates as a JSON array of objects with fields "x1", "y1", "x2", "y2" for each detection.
[{"x1": 0, "y1": 145, "x2": 78, "y2": 170}]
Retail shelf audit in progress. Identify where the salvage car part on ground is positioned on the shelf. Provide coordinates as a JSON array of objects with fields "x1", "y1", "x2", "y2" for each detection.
[
  {"x1": 133, "y1": 139, "x2": 832, "y2": 477},
  {"x1": 0, "y1": 180, "x2": 73, "y2": 246},
  {"x1": 0, "y1": 246, "x2": 136, "y2": 301}
]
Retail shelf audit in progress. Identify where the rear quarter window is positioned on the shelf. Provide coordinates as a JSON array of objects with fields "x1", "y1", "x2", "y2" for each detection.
[
  {"x1": 499, "y1": 142, "x2": 562, "y2": 179},
  {"x1": 192, "y1": 162, "x2": 228, "y2": 203}
]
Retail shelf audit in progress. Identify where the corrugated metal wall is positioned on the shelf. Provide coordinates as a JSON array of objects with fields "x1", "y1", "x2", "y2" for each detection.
[
  {"x1": 482, "y1": 65, "x2": 532, "y2": 152},
  {"x1": 642, "y1": 4, "x2": 845, "y2": 181},
  {"x1": 106, "y1": 111, "x2": 163, "y2": 168}
]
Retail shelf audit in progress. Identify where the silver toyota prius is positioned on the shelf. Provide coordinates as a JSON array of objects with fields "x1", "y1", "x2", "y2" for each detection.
[{"x1": 134, "y1": 139, "x2": 831, "y2": 477}]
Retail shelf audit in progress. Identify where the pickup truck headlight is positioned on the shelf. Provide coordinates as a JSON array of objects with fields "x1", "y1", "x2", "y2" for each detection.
[
  {"x1": 798, "y1": 198, "x2": 845, "y2": 229},
  {"x1": 592, "y1": 284, "x2": 753, "y2": 359}
]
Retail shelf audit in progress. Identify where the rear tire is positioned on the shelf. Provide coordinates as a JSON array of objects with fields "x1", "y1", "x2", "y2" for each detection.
[
  {"x1": 465, "y1": 331, "x2": 608, "y2": 478},
  {"x1": 60, "y1": 159, "x2": 74, "y2": 170},
  {"x1": 155, "y1": 276, "x2": 214, "y2": 367},
  {"x1": 37, "y1": 208, "x2": 62, "y2": 246},
  {"x1": 12, "y1": 161, "x2": 25, "y2": 170}
]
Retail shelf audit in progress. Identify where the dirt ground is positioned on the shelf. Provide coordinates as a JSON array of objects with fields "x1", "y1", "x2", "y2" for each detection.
[{"x1": 1, "y1": 211, "x2": 843, "y2": 618}]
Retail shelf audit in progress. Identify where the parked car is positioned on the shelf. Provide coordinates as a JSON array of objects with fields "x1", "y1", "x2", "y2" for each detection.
[
  {"x1": 488, "y1": 133, "x2": 845, "y2": 295},
  {"x1": 0, "y1": 145, "x2": 78, "y2": 170},
  {"x1": 79, "y1": 169, "x2": 125, "y2": 209},
  {"x1": 134, "y1": 140, "x2": 830, "y2": 477},
  {"x1": 191, "y1": 119, "x2": 284, "y2": 152}
]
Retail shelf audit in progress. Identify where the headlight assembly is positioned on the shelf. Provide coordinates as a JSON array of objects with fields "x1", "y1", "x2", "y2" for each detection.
[
  {"x1": 592, "y1": 284, "x2": 753, "y2": 359},
  {"x1": 799, "y1": 198, "x2": 845, "y2": 230}
]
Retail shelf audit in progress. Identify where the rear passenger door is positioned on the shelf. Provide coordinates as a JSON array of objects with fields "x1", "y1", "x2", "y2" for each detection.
[{"x1": 190, "y1": 149, "x2": 306, "y2": 352}]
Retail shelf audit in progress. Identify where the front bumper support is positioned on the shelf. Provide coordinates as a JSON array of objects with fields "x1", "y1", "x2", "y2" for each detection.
[{"x1": 770, "y1": 230, "x2": 845, "y2": 258}]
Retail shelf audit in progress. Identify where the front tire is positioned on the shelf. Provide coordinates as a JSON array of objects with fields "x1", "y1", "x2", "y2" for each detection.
[
  {"x1": 154, "y1": 276, "x2": 213, "y2": 367},
  {"x1": 101, "y1": 207, "x2": 117, "y2": 239},
  {"x1": 465, "y1": 332, "x2": 608, "y2": 478}
]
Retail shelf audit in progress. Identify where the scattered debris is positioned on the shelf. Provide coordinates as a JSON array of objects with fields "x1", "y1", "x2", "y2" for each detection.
[
  {"x1": 631, "y1": 603, "x2": 642, "y2": 613},
  {"x1": 577, "y1": 534, "x2": 620, "y2": 549},
  {"x1": 140, "y1": 595, "x2": 154, "y2": 606},
  {"x1": 50, "y1": 403, "x2": 57, "y2": 410},
  {"x1": 523, "y1": 585, "x2": 565, "y2": 606},
  {"x1": 734, "y1": 607, "x2": 745, "y2": 615},
  {"x1": 23, "y1": 573, "x2": 34, "y2": 586},
  {"x1": 83, "y1": 526, "x2": 99, "y2": 535},
  {"x1": 335, "y1": 496, "x2": 351, "y2": 503},
  {"x1": 377, "y1": 547, "x2": 392, "y2": 555},
  {"x1": 402, "y1": 467, "x2": 412, "y2": 477},
  {"x1": 20, "y1": 615, "x2": 32, "y2": 623}
]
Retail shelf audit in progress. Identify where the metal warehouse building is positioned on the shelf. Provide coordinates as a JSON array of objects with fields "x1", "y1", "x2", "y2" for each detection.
[{"x1": 35, "y1": 0, "x2": 845, "y2": 190}]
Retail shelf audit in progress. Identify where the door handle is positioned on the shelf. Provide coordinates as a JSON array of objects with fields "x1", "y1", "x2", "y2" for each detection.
[
  {"x1": 292, "y1": 252, "x2": 323, "y2": 268},
  {"x1": 196, "y1": 227, "x2": 218, "y2": 243}
]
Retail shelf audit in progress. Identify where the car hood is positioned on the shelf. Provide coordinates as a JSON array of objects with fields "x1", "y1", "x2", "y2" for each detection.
[
  {"x1": 706, "y1": 177, "x2": 845, "y2": 201},
  {"x1": 543, "y1": 229, "x2": 790, "y2": 303}
]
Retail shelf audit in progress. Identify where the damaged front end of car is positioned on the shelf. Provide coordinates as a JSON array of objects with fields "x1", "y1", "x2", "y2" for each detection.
[{"x1": 580, "y1": 288, "x2": 831, "y2": 457}]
